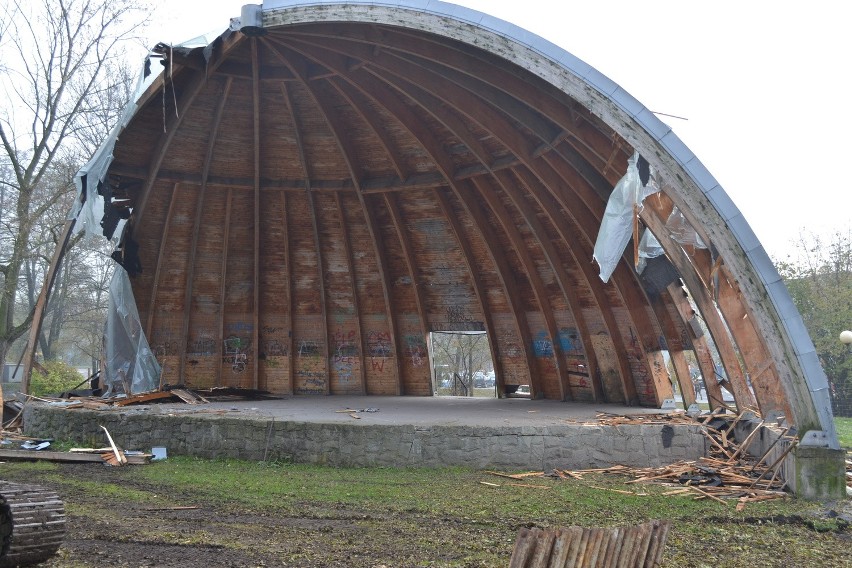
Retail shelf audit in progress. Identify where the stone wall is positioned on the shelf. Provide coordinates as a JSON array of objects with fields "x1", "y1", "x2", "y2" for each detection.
[{"x1": 23, "y1": 404, "x2": 707, "y2": 470}]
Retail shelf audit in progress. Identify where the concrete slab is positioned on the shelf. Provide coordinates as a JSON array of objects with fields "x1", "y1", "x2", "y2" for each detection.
[
  {"x1": 157, "y1": 395, "x2": 673, "y2": 426},
  {"x1": 24, "y1": 397, "x2": 705, "y2": 471}
]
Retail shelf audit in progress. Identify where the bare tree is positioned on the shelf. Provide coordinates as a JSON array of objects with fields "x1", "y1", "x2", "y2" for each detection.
[
  {"x1": 432, "y1": 332, "x2": 492, "y2": 396},
  {"x1": 0, "y1": 0, "x2": 145, "y2": 371}
]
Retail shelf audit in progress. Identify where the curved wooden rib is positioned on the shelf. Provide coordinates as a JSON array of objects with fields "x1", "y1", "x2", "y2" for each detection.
[
  {"x1": 282, "y1": 190, "x2": 295, "y2": 393},
  {"x1": 251, "y1": 38, "x2": 262, "y2": 390},
  {"x1": 265, "y1": 39, "x2": 402, "y2": 393},
  {"x1": 432, "y1": 188, "x2": 505, "y2": 396},
  {"x1": 506, "y1": 166, "x2": 630, "y2": 398},
  {"x1": 384, "y1": 193, "x2": 431, "y2": 388},
  {"x1": 640, "y1": 193, "x2": 755, "y2": 409},
  {"x1": 471, "y1": 176, "x2": 572, "y2": 400},
  {"x1": 216, "y1": 189, "x2": 234, "y2": 387},
  {"x1": 178, "y1": 77, "x2": 233, "y2": 382},
  {"x1": 145, "y1": 183, "x2": 180, "y2": 338},
  {"x1": 335, "y1": 192, "x2": 367, "y2": 393},
  {"x1": 495, "y1": 169, "x2": 603, "y2": 401},
  {"x1": 280, "y1": 80, "x2": 331, "y2": 395}
]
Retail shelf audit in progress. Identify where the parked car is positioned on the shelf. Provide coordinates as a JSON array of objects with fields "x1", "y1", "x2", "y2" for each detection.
[{"x1": 473, "y1": 371, "x2": 494, "y2": 388}]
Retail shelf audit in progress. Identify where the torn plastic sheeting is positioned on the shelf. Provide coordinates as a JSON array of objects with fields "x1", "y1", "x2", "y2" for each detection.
[
  {"x1": 636, "y1": 228, "x2": 665, "y2": 274},
  {"x1": 104, "y1": 267, "x2": 160, "y2": 396},
  {"x1": 70, "y1": 62, "x2": 158, "y2": 240},
  {"x1": 593, "y1": 152, "x2": 660, "y2": 282},
  {"x1": 666, "y1": 207, "x2": 707, "y2": 249},
  {"x1": 70, "y1": 28, "x2": 227, "y2": 240}
]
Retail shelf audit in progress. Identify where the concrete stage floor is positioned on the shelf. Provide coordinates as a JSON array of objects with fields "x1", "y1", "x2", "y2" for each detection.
[{"x1": 163, "y1": 395, "x2": 675, "y2": 426}]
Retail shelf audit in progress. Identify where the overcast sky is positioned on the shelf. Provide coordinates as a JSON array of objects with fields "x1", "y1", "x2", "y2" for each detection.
[{"x1": 144, "y1": 1, "x2": 850, "y2": 260}]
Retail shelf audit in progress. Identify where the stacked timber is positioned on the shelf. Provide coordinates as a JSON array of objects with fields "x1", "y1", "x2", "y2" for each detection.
[{"x1": 509, "y1": 520, "x2": 671, "y2": 568}]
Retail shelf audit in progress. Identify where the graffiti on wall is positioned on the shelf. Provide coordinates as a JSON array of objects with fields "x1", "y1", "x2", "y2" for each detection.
[
  {"x1": 532, "y1": 331, "x2": 554, "y2": 358},
  {"x1": 331, "y1": 328, "x2": 358, "y2": 386},
  {"x1": 260, "y1": 325, "x2": 289, "y2": 358},
  {"x1": 403, "y1": 333, "x2": 426, "y2": 367},
  {"x1": 295, "y1": 369, "x2": 326, "y2": 394},
  {"x1": 223, "y1": 335, "x2": 250, "y2": 373},
  {"x1": 151, "y1": 325, "x2": 178, "y2": 359},
  {"x1": 501, "y1": 329, "x2": 523, "y2": 359},
  {"x1": 187, "y1": 329, "x2": 216, "y2": 356},
  {"x1": 367, "y1": 330, "x2": 392, "y2": 371}
]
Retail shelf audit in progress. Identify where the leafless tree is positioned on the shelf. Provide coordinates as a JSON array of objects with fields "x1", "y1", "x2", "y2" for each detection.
[
  {"x1": 0, "y1": 0, "x2": 146, "y2": 371},
  {"x1": 431, "y1": 332, "x2": 492, "y2": 396}
]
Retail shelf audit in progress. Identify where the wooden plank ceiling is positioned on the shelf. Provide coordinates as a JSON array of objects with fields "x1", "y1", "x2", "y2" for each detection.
[{"x1": 102, "y1": 21, "x2": 789, "y2": 416}]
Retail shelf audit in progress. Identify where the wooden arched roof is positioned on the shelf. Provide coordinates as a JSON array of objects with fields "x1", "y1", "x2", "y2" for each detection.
[{"x1": 93, "y1": 1, "x2": 835, "y2": 445}]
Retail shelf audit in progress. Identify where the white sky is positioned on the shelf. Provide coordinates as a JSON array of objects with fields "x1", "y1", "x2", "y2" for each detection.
[{"x1": 144, "y1": 1, "x2": 851, "y2": 260}]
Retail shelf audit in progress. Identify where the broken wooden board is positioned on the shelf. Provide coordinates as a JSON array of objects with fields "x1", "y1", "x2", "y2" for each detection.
[
  {"x1": 112, "y1": 391, "x2": 174, "y2": 406},
  {"x1": 0, "y1": 449, "x2": 105, "y2": 463},
  {"x1": 169, "y1": 388, "x2": 209, "y2": 404}
]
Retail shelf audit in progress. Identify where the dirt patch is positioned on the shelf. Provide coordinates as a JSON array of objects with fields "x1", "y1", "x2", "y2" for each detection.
[
  {"x1": 2, "y1": 464, "x2": 508, "y2": 567},
  {"x1": 3, "y1": 460, "x2": 849, "y2": 567}
]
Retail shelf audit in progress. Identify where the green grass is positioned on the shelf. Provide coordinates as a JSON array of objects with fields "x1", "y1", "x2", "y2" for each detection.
[
  {"x1": 131, "y1": 458, "x2": 833, "y2": 525},
  {"x1": 835, "y1": 416, "x2": 852, "y2": 448},
  {"x1": 2, "y1": 457, "x2": 848, "y2": 567}
]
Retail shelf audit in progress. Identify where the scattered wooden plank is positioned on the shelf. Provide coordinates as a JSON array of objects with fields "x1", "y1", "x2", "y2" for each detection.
[
  {"x1": 490, "y1": 410, "x2": 799, "y2": 504},
  {"x1": 100, "y1": 425, "x2": 127, "y2": 466},
  {"x1": 486, "y1": 471, "x2": 532, "y2": 480},
  {"x1": 170, "y1": 388, "x2": 208, "y2": 404},
  {"x1": 0, "y1": 449, "x2": 104, "y2": 463},
  {"x1": 112, "y1": 391, "x2": 174, "y2": 406},
  {"x1": 690, "y1": 486, "x2": 727, "y2": 505},
  {"x1": 588, "y1": 485, "x2": 647, "y2": 496}
]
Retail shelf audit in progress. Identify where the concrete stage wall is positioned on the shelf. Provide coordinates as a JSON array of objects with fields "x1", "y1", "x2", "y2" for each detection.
[{"x1": 23, "y1": 403, "x2": 707, "y2": 470}]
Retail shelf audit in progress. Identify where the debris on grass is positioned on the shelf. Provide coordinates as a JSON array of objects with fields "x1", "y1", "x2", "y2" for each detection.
[{"x1": 486, "y1": 410, "x2": 798, "y2": 508}]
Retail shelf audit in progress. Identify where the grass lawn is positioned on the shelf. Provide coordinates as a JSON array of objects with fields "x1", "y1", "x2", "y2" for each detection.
[
  {"x1": 1, "y1": 457, "x2": 849, "y2": 567},
  {"x1": 835, "y1": 416, "x2": 852, "y2": 448}
]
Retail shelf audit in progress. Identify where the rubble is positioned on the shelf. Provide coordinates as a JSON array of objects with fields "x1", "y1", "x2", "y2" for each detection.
[{"x1": 487, "y1": 410, "x2": 802, "y2": 508}]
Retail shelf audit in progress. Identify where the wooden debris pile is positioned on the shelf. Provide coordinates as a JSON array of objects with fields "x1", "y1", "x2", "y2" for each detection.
[
  {"x1": 0, "y1": 426, "x2": 152, "y2": 467},
  {"x1": 1, "y1": 386, "x2": 211, "y2": 418},
  {"x1": 191, "y1": 387, "x2": 281, "y2": 401},
  {"x1": 488, "y1": 410, "x2": 798, "y2": 509}
]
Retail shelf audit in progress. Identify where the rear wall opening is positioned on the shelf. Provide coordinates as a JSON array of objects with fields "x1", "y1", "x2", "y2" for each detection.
[{"x1": 429, "y1": 331, "x2": 495, "y2": 397}]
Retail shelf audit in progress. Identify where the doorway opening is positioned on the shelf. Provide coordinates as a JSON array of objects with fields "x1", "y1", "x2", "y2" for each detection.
[{"x1": 429, "y1": 331, "x2": 495, "y2": 397}]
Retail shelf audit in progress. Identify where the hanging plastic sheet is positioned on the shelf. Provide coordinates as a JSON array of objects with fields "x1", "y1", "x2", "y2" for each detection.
[
  {"x1": 104, "y1": 267, "x2": 160, "y2": 396},
  {"x1": 636, "y1": 228, "x2": 665, "y2": 274},
  {"x1": 665, "y1": 207, "x2": 707, "y2": 249},
  {"x1": 592, "y1": 152, "x2": 660, "y2": 282},
  {"x1": 70, "y1": 29, "x2": 228, "y2": 240},
  {"x1": 69, "y1": 64, "x2": 157, "y2": 240}
]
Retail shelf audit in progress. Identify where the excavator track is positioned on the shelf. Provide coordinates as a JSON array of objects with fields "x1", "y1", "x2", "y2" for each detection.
[{"x1": 0, "y1": 482, "x2": 65, "y2": 567}]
